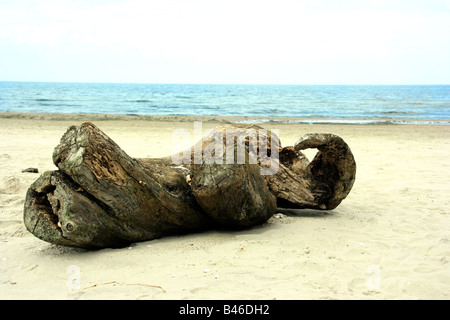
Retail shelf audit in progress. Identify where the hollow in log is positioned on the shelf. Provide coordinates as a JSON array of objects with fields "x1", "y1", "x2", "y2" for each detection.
[{"x1": 24, "y1": 122, "x2": 356, "y2": 249}]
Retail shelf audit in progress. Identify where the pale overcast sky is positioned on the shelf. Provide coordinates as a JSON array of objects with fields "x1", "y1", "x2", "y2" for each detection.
[{"x1": 1, "y1": 0, "x2": 449, "y2": 84}]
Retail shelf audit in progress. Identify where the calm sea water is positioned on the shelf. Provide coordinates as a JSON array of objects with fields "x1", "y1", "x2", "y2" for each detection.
[{"x1": 1, "y1": 82, "x2": 449, "y2": 124}]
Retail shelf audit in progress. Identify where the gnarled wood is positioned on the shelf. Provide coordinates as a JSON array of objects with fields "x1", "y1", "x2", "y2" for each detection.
[
  {"x1": 294, "y1": 133, "x2": 357, "y2": 209},
  {"x1": 25, "y1": 123, "x2": 214, "y2": 249},
  {"x1": 24, "y1": 122, "x2": 356, "y2": 249}
]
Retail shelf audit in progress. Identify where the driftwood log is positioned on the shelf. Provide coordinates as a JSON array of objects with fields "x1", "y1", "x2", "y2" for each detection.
[{"x1": 24, "y1": 122, "x2": 356, "y2": 249}]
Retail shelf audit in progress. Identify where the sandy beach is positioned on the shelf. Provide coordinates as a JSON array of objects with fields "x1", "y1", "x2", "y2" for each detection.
[{"x1": 0, "y1": 112, "x2": 449, "y2": 300}]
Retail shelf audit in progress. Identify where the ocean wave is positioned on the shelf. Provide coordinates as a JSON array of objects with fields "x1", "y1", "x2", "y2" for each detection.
[
  {"x1": 2, "y1": 82, "x2": 449, "y2": 123},
  {"x1": 379, "y1": 111, "x2": 418, "y2": 115},
  {"x1": 232, "y1": 119, "x2": 450, "y2": 125},
  {"x1": 174, "y1": 96, "x2": 192, "y2": 99},
  {"x1": 35, "y1": 98, "x2": 57, "y2": 102}
]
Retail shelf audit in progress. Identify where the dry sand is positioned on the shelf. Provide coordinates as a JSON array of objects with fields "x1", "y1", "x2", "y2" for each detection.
[{"x1": 0, "y1": 112, "x2": 449, "y2": 300}]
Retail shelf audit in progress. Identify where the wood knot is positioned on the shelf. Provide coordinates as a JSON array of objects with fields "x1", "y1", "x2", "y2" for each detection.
[{"x1": 139, "y1": 180, "x2": 147, "y2": 187}]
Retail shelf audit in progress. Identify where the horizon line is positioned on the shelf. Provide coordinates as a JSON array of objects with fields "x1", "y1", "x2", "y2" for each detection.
[{"x1": 1, "y1": 80, "x2": 449, "y2": 86}]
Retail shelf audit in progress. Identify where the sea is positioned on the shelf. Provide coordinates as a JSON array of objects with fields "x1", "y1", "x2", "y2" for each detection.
[{"x1": 1, "y1": 81, "x2": 449, "y2": 125}]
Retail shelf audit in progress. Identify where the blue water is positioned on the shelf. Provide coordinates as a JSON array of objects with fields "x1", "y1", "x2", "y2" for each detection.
[{"x1": 1, "y1": 82, "x2": 449, "y2": 124}]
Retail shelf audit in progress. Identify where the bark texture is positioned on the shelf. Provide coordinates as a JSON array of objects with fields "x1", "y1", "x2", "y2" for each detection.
[{"x1": 24, "y1": 122, "x2": 356, "y2": 249}]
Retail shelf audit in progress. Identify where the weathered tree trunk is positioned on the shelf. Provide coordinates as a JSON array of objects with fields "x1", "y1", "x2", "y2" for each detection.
[
  {"x1": 25, "y1": 123, "x2": 214, "y2": 249},
  {"x1": 24, "y1": 122, "x2": 356, "y2": 249},
  {"x1": 24, "y1": 170, "x2": 136, "y2": 248},
  {"x1": 189, "y1": 124, "x2": 277, "y2": 228}
]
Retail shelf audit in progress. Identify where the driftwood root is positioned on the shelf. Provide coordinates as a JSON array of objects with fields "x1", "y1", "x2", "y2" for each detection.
[{"x1": 24, "y1": 122, "x2": 356, "y2": 249}]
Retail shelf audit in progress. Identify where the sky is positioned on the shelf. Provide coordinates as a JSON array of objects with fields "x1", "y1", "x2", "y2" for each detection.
[{"x1": 0, "y1": 0, "x2": 449, "y2": 84}]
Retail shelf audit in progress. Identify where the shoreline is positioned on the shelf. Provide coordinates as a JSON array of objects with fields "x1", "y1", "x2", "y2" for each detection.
[
  {"x1": 1, "y1": 111, "x2": 449, "y2": 125},
  {"x1": 1, "y1": 114, "x2": 449, "y2": 299}
]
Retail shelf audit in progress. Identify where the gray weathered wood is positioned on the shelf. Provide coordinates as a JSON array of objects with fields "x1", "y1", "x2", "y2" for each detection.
[{"x1": 24, "y1": 122, "x2": 356, "y2": 249}]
